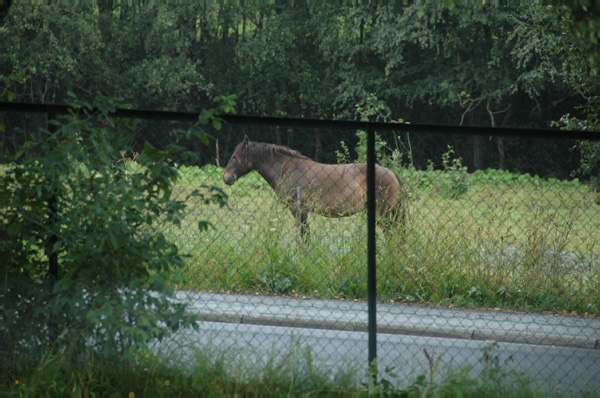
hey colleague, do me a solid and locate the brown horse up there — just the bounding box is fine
[223,136,404,240]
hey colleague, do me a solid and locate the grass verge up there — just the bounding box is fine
[4,335,595,397]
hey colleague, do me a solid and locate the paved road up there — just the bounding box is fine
[164,291,600,391]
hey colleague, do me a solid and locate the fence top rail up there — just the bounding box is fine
[2,101,599,141]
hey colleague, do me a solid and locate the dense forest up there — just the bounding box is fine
[1,2,599,177]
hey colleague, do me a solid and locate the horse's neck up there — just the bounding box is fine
[254,154,312,189]
[255,156,286,188]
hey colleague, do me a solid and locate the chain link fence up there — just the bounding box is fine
[2,104,599,393]
[164,121,600,393]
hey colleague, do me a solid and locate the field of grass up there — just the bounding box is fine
[168,164,600,316]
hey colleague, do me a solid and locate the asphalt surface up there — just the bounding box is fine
[164,291,600,391]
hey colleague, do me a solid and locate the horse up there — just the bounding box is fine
[223,135,404,241]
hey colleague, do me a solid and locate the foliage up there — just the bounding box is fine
[559,0,600,73]
[551,35,600,201]
[1,4,598,176]
[0,95,227,392]
[559,110,600,203]
[440,145,471,199]
[336,129,399,167]
[336,94,408,169]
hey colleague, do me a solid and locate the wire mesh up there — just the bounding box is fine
[161,122,600,392]
[2,107,599,393]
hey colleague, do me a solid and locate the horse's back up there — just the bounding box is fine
[284,160,401,217]
[295,162,364,216]
[355,163,402,212]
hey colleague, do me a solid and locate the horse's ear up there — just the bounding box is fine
[242,135,250,149]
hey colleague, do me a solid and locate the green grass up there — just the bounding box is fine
[6,337,595,397]
[169,164,600,316]
[1,339,357,397]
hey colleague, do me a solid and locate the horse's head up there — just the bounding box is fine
[223,135,254,185]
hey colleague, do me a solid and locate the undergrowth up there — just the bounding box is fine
[5,337,589,397]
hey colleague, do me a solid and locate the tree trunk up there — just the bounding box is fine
[497,106,512,170]
[472,136,483,171]
[314,128,321,162]
[496,138,506,170]
[97,0,113,44]
[470,112,483,171]
[274,126,282,145]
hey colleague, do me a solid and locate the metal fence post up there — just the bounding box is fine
[366,124,377,381]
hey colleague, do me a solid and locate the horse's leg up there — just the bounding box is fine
[299,210,309,242]
[292,186,309,244]
[289,207,309,244]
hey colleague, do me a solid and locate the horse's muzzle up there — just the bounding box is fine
[223,172,236,186]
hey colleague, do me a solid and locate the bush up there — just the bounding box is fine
[0,95,227,392]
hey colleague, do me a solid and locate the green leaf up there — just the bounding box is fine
[140,142,167,163]
[15,71,26,83]
[198,220,213,232]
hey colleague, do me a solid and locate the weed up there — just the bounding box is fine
[441,145,471,199]
[258,248,294,294]
[367,345,541,397]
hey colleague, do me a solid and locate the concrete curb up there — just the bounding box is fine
[178,291,600,350]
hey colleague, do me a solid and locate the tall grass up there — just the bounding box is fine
[6,334,583,397]
[2,338,357,397]
[170,164,599,315]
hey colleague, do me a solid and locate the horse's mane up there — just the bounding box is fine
[250,142,309,161]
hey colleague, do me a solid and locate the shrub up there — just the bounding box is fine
[0,95,227,392]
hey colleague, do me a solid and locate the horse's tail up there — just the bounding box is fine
[378,170,406,234]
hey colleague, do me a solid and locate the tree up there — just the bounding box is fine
[1,3,596,176]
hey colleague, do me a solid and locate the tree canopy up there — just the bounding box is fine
[1,2,598,176]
